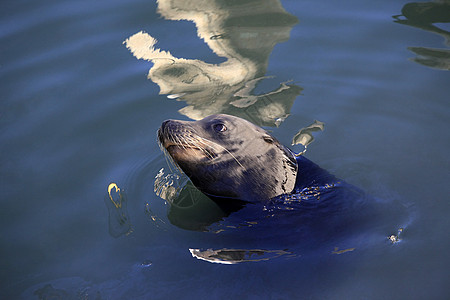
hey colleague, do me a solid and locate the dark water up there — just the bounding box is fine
[1,0,449,299]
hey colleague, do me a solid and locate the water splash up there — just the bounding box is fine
[154,168,190,205]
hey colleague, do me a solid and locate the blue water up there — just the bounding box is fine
[1,0,449,299]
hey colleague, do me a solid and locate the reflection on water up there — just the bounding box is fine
[331,247,356,255]
[104,183,133,238]
[124,0,301,127]
[190,248,293,264]
[393,0,450,70]
[291,120,325,155]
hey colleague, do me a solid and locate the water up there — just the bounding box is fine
[1,0,449,299]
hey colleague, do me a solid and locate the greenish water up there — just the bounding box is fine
[1,0,449,299]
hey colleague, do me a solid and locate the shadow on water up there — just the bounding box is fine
[393,0,450,70]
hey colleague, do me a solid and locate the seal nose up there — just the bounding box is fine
[160,119,171,131]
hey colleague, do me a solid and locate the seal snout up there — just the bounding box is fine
[158,119,191,148]
[158,119,216,161]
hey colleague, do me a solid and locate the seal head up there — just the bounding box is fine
[158,114,298,202]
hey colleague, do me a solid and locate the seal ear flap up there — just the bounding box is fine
[279,145,298,194]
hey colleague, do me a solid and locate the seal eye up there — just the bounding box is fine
[213,123,227,132]
[263,136,274,144]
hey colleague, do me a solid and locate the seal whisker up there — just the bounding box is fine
[175,134,186,150]
[185,136,216,160]
[197,137,244,168]
[157,130,182,173]
[162,146,180,173]
[195,141,216,160]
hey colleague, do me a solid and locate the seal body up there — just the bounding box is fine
[158,114,298,202]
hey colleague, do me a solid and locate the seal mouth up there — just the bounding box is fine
[165,144,217,160]
[157,128,218,162]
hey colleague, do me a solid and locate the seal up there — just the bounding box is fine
[157,114,298,202]
[157,115,409,253]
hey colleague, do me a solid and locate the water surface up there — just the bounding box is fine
[1,0,449,299]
